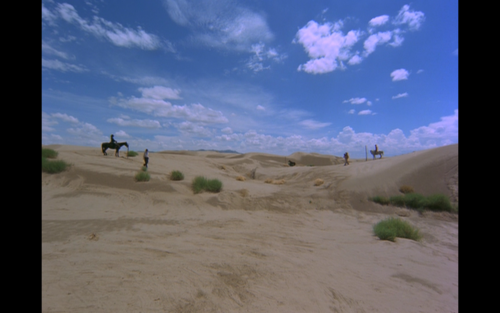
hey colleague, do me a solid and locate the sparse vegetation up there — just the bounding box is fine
[42,148,58,159]
[41,148,69,173]
[399,185,414,194]
[371,195,390,205]
[127,150,138,157]
[264,178,286,185]
[314,178,324,186]
[42,157,70,173]
[236,176,246,181]
[135,169,150,182]
[373,217,422,242]
[371,192,455,212]
[170,170,184,181]
[192,176,223,194]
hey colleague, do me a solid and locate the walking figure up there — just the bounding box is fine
[143,149,149,168]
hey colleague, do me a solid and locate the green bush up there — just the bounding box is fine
[372,192,454,213]
[141,166,148,172]
[192,176,222,194]
[371,195,390,205]
[373,217,422,242]
[170,170,184,181]
[135,171,150,182]
[42,157,69,173]
[424,194,453,212]
[127,151,138,157]
[42,148,58,159]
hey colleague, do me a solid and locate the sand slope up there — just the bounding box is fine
[42,144,458,312]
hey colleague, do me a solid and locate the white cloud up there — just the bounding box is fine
[175,121,213,137]
[107,117,162,128]
[343,97,367,105]
[42,58,88,73]
[363,31,392,56]
[393,5,425,31]
[221,127,233,134]
[138,86,182,100]
[52,113,79,123]
[390,68,409,81]
[299,119,332,130]
[392,92,408,99]
[256,105,266,111]
[52,3,162,50]
[113,94,228,124]
[114,130,131,138]
[42,41,72,59]
[368,15,390,27]
[358,110,372,115]
[347,109,355,114]
[347,54,363,65]
[163,0,274,52]
[294,20,362,74]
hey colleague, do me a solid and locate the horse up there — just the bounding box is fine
[369,149,384,159]
[101,141,129,157]
[288,160,296,166]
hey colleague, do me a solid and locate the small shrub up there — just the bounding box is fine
[399,185,414,194]
[42,148,58,159]
[424,194,453,212]
[141,166,148,172]
[42,157,69,173]
[401,193,426,209]
[170,170,184,181]
[314,178,324,186]
[373,217,422,242]
[127,151,138,157]
[264,178,273,184]
[272,179,286,185]
[371,195,390,205]
[192,176,222,194]
[135,171,150,182]
[236,176,246,181]
[389,195,406,207]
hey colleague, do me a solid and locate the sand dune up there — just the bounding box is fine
[42,144,458,312]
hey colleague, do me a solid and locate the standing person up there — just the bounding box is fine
[344,152,350,166]
[143,149,149,168]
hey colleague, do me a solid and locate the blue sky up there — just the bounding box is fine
[42,0,458,157]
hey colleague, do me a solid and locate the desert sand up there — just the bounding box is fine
[42,143,458,312]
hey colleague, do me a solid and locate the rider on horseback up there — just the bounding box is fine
[375,144,378,153]
[110,134,118,148]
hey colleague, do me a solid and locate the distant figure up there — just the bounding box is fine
[375,144,379,153]
[344,152,350,166]
[143,149,149,168]
[288,160,296,167]
[110,134,118,147]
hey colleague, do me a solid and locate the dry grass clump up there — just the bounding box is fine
[239,189,248,197]
[236,176,246,181]
[314,178,324,186]
[399,185,414,194]
[264,178,285,185]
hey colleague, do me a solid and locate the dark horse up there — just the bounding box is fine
[101,141,129,157]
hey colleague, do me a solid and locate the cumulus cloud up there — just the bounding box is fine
[393,5,425,31]
[343,97,368,105]
[358,110,373,115]
[295,5,424,73]
[294,20,362,74]
[392,92,408,99]
[390,68,409,81]
[51,112,80,123]
[368,15,390,27]
[175,121,213,137]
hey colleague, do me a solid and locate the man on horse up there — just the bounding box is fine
[110,134,118,148]
[375,144,378,153]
